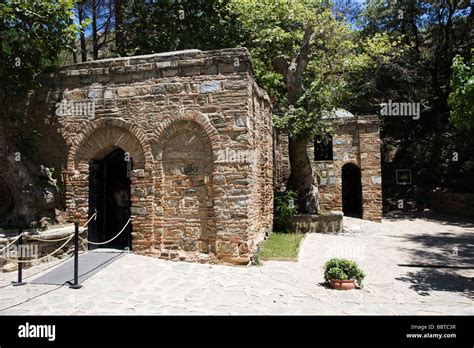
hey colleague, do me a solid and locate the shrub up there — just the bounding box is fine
[323,258,365,288]
[273,190,298,232]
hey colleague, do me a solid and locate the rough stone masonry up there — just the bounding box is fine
[26,48,273,265]
[275,114,382,222]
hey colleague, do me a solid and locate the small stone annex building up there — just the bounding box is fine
[31,48,273,265]
[275,111,382,221]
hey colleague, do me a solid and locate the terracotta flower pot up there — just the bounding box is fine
[330,279,356,290]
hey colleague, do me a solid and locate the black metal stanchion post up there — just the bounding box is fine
[69,221,82,289]
[12,225,26,286]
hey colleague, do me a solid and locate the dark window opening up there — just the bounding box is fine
[314,134,333,161]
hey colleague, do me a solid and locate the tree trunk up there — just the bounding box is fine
[72,41,77,63]
[287,138,319,214]
[115,0,123,54]
[92,1,98,60]
[273,27,319,214]
[70,15,77,63]
[77,3,87,62]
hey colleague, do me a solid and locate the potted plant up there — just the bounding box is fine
[323,258,365,290]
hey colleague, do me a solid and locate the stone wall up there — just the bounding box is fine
[275,116,382,221]
[291,212,343,234]
[23,48,273,265]
[431,192,474,218]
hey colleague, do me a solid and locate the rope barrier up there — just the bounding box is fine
[81,212,97,229]
[0,233,24,253]
[1,210,130,290]
[1,212,96,246]
[15,212,97,243]
[26,233,74,243]
[0,234,74,263]
[79,218,131,246]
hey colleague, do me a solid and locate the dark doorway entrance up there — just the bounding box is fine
[88,148,132,250]
[342,163,363,218]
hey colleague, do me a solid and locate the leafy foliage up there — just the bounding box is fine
[228,0,405,139]
[273,190,298,233]
[359,0,474,200]
[229,0,338,138]
[449,51,474,131]
[119,0,244,56]
[0,0,77,93]
[323,258,365,288]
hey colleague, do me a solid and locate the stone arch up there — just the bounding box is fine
[74,127,146,168]
[153,110,220,155]
[153,118,216,257]
[154,119,215,160]
[66,118,153,171]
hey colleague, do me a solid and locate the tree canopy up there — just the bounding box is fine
[1,0,473,217]
[119,0,244,56]
[0,0,77,92]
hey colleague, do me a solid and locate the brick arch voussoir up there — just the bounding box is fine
[153,111,220,154]
[66,118,153,172]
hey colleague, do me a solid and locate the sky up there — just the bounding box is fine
[352,0,367,8]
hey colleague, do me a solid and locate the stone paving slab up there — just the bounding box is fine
[0,213,472,315]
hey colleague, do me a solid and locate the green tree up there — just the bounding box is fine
[359,0,474,198]
[227,0,344,212]
[0,0,78,225]
[229,0,401,213]
[0,0,77,92]
[119,0,244,56]
[449,51,474,131]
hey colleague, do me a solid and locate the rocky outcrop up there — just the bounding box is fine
[0,104,59,228]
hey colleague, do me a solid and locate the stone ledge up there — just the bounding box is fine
[0,224,75,241]
[0,224,79,273]
[291,211,343,234]
[44,48,254,77]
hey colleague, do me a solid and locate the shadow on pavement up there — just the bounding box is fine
[383,211,474,228]
[393,221,474,300]
[396,269,474,300]
[397,231,474,267]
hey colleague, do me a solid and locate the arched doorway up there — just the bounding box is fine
[342,163,363,218]
[88,148,132,250]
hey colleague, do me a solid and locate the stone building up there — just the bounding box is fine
[26,48,273,264]
[275,111,382,221]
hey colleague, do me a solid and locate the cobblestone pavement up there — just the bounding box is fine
[0,212,473,315]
